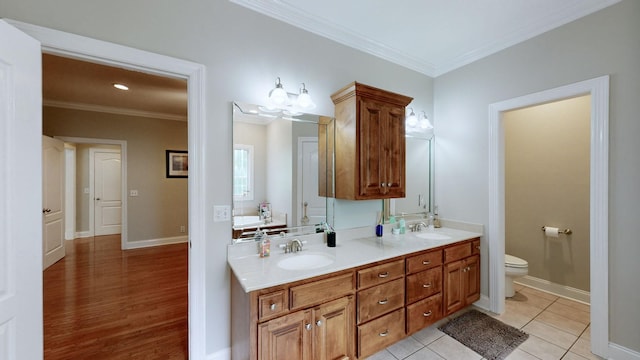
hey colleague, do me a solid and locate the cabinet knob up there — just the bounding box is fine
[270,303,276,311]
[316,320,322,327]
[378,299,388,305]
[305,323,312,331]
[387,183,392,187]
[381,183,386,187]
[378,271,389,278]
[379,330,389,337]
[423,310,433,317]
[422,283,431,288]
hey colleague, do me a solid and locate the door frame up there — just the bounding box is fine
[8,19,207,358]
[488,75,609,357]
[58,137,126,243]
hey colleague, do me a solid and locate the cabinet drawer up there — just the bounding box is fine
[406,250,442,274]
[357,308,405,359]
[406,293,443,335]
[472,239,481,255]
[290,273,354,310]
[406,266,442,304]
[444,242,472,263]
[357,259,404,289]
[258,290,288,321]
[357,277,404,324]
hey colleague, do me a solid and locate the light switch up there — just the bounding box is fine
[213,205,231,222]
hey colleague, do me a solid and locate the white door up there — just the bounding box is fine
[0,20,43,360]
[297,137,326,226]
[93,150,122,236]
[42,136,66,269]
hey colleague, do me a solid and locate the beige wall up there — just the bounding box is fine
[504,95,590,291]
[43,106,188,243]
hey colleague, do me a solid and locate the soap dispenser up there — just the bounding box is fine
[433,205,441,228]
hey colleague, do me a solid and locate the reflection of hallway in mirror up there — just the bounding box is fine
[43,235,188,359]
[297,136,326,226]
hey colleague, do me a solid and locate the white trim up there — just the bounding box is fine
[64,144,76,240]
[296,136,316,226]
[7,19,208,359]
[609,342,640,360]
[488,75,609,358]
[515,276,590,304]
[74,231,93,239]
[207,348,231,360]
[44,99,187,122]
[124,235,188,250]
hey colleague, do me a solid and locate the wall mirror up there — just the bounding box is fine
[384,132,434,221]
[232,101,333,242]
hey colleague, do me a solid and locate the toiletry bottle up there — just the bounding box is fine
[260,236,270,257]
[433,205,441,228]
[399,218,406,234]
[375,212,384,237]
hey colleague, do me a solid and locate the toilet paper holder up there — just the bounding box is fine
[541,226,572,235]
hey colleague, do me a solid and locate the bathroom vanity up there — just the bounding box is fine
[228,227,481,360]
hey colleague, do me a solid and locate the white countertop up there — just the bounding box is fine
[227,225,482,293]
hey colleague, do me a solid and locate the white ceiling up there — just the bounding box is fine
[231,0,621,76]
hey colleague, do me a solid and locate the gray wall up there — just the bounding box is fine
[504,96,591,292]
[434,1,640,351]
[2,1,433,356]
[43,106,189,244]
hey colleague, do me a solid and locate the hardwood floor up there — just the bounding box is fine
[43,235,188,359]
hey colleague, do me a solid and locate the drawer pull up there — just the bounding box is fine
[422,260,431,265]
[305,323,312,331]
[378,271,389,278]
[270,303,276,311]
[379,330,389,337]
[422,283,431,288]
[316,320,322,327]
[378,299,389,305]
[423,310,433,317]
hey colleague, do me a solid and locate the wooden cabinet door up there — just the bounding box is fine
[357,98,405,199]
[463,255,481,305]
[443,260,464,315]
[258,309,312,360]
[313,296,355,360]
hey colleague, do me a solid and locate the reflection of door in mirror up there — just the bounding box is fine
[388,136,433,218]
[232,102,332,240]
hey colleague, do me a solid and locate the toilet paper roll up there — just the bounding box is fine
[544,226,559,238]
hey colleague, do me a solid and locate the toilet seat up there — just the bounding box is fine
[505,254,528,268]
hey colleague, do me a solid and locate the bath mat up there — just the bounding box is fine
[438,309,529,360]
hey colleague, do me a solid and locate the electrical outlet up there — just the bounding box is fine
[180,225,186,233]
[129,189,139,197]
[213,205,231,222]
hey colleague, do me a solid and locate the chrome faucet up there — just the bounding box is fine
[411,222,428,232]
[284,238,303,253]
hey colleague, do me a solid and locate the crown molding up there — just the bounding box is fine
[44,99,187,122]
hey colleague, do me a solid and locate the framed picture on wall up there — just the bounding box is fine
[166,150,188,178]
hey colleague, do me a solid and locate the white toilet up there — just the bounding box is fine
[505,254,528,297]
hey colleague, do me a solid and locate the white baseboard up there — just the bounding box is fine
[207,347,230,360]
[515,275,590,304]
[124,235,188,249]
[74,231,93,238]
[609,342,640,360]
[473,294,491,312]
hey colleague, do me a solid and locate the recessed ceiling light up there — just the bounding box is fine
[113,83,129,91]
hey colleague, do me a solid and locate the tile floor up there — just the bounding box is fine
[367,284,601,360]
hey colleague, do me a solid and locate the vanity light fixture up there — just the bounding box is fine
[296,83,316,110]
[406,107,418,128]
[113,83,129,91]
[268,77,288,106]
[419,111,433,130]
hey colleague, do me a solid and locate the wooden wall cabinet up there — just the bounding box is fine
[330,82,413,200]
[443,239,481,316]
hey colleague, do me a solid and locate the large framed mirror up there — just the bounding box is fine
[384,131,434,221]
[232,101,333,242]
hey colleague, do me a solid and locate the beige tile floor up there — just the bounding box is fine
[367,284,602,360]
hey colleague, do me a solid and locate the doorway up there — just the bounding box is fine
[8,19,207,357]
[488,76,609,357]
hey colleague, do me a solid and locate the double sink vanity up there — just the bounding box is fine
[229,226,481,359]
[229,82,481,359]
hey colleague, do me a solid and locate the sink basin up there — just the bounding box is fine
[277,253,335,271]
[414,232,452,240]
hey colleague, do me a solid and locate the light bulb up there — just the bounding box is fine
[419,112,433,130]
[296,83,315,110]
[269,77,288,106]
[406,108,418,128]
